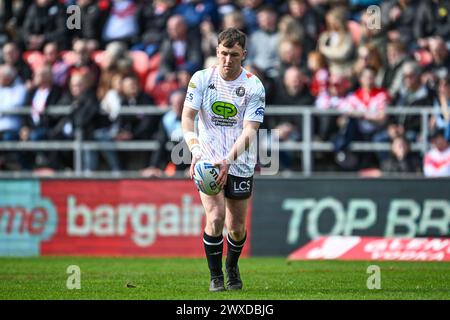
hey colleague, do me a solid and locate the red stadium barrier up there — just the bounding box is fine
[0,180,252,257]
[288,236,450,261]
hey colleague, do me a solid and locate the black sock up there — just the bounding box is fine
[203,232,224,279]
[226,233,246,269]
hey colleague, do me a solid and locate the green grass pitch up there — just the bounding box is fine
[1,257,449,300]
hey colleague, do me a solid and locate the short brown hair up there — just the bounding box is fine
[218,28,247,49]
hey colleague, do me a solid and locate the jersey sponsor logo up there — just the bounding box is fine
[186,92,194,102]
[236,86,245,97]
[211,101,238,126]
[255,107,264,116]
[188,82,197,89]
[208,83,216,90]
[212,101,237,119]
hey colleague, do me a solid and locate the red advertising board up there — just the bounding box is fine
[36,180,251,257]
[289,236,450,261]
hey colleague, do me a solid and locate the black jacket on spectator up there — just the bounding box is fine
[51,89,100,140]
[414,0,450,40]
[391,86,435,133]
[268,81,315,130]
[22,85,62,130]
[381,0,418,46]
[158,30,203,78]
[119,92,159,140]
[381,154,421,174]
[70,2,105,42]
[140,3,176,48]
[22,1,68,49]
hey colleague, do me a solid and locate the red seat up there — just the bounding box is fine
[129,50,150,87]
[61,50,78,65]
[23,51,45,72]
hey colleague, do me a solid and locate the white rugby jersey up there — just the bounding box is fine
[184,66,266,177]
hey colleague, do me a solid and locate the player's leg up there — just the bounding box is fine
[224,175,253,290]
[199,190,226,291]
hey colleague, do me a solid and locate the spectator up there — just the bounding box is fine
[97,41,133,100]
[423,129,450,177]
[69,38,101,88]
[317,7,355,78]
[0,0,32,44]
[277,38,305,79]
[50,72,99,170]
[117,74,157,141]
[431,74,450,141]
[390,61,434,136]
[199,19,218,67]
[238,0,265,35]
[115,74,158,170]
[315,73,351,142]
[0,41,33,88]
[141,89,188,177]
[334,67,390,168]
[43,41,70,88]
[307,50,328,97]
[271,66,314,107]
[158,15,203,82]
[173,0,218,29]
[246,5,280,79]
[22,0,68,51]
[381,135,421,175]
[135,0,176,56]
[382,40,409,97]
[101,0,140,47]
[422,36,450,89]
[71,0,105,51]
[0,64,27,141]
[88,73,124,173]
[0,64,27,170]
[352,44,385,88]
[287,0,322,54]
[372,61,434,161]
[270,66,314,169]
[20,65,61,169]
[380,0,418,46]
[414,0,450,44]
[358,7,387,52]
[222,10,247,33]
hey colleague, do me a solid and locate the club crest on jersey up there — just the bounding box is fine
[211,101,238,126]
[255,107,264,116]
[235,86,245,97]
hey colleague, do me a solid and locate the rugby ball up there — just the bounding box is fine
[193,160,221,196]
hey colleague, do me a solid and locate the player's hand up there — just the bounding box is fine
[189,148,202,179]
[214,159,230,189]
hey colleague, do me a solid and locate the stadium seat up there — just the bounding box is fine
[23,51,45,72]
[61,50,78,65]
[92,50,106,67]
[129,50,150,87]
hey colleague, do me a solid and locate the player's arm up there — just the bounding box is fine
[181,105,201,179]
[215,120,260,188]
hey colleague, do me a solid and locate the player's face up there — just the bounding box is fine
[216,43,246,80]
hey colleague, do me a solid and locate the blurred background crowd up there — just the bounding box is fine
[0,0,449,177]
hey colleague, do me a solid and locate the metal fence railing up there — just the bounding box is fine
[0,105,436,176]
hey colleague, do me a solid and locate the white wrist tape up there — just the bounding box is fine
[191,145,202,159]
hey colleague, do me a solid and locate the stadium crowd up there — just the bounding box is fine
[0,0,449,176]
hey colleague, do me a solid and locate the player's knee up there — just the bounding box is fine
[206,217,225,236]
[228,228,246,242]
